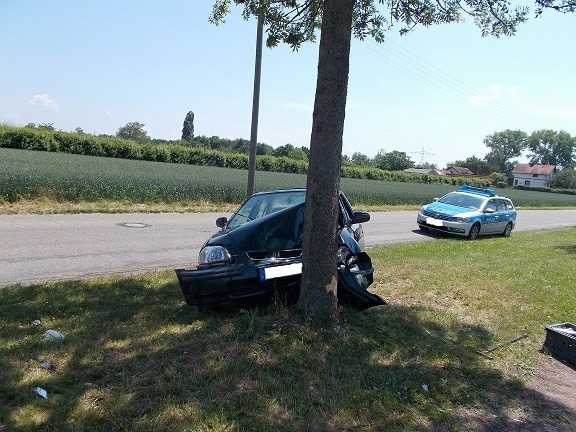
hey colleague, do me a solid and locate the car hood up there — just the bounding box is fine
[207,203,305,254]
[424,201,479,216]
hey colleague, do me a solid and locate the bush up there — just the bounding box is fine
[489,172,507,188]
[0,125,500,189]
[225,153,249,170]
[514,185,576,196]
[551,168,576,190]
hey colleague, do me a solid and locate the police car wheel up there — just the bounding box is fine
[503,223,513,237]
[467,223,481,240]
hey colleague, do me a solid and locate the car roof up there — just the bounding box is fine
[450,191,514,203]
[452,186,513,203]
[251,188,306,196]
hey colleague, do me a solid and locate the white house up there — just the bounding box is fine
[512,164,556,188]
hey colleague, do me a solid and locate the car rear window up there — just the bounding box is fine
[227,191,306,229]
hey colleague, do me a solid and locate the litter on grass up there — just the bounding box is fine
[42,330,65,343]
[32,320,42,327]
[39,360,54,371]
[33,386,48,399]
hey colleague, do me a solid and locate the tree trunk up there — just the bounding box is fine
[297,0,355,324]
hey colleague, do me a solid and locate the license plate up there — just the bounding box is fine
[426,217,444,227]
[261,263,302,280]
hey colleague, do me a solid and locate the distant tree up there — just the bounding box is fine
[451,156,492,175]
[182,111,195,142]
[37,123,55,131]
[484,130,528,173]
[551,168,576,189]
[416,162,438,170]
[528,130,575,167]
[272,143,295,157]
[24,122,55,131]
[116,122,149,143]
[74,127,85,134]
[193,135,274,155]
[373,150,414,171]
[273,144,308,160]
[351,152,371,166]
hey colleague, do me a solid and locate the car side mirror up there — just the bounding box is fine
[216,217,228,229]
[484,208,496,214]
[351,211,370,224]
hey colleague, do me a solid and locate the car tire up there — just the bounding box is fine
[502,222,513,237]
[467,223,481,240]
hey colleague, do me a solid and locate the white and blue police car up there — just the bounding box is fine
[417,185,517,240]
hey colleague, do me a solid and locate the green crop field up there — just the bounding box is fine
[2,148,576,207]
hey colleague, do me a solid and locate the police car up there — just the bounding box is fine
[417,185,517,240]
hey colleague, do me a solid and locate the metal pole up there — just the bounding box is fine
[247,14,264,197]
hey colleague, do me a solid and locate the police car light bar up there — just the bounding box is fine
[458,185,496,197]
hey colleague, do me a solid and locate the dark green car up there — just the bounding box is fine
[175,189,384,310]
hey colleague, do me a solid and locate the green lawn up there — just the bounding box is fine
[1,229,575,431]
[2,147,576,208]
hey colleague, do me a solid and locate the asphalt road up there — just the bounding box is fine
[1,209,575,287]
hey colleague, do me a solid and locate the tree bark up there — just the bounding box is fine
[297,0,355,324]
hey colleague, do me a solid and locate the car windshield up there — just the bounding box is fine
[227,191,306,229]
[438,192,484,210]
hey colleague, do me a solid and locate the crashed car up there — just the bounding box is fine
[175,189,385,309]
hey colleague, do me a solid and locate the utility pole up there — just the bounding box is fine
[246,14,264,197]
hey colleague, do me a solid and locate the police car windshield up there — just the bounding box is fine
[438,192,484,210]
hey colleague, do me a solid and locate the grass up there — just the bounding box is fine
[1,228,575,431]
[0,198,239,215]
[0,198,421,215]
[2,198,574,215]
[3,148,576,209]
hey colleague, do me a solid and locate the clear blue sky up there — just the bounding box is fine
[1,1,575,167]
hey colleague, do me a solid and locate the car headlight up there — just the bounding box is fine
[452,217,468,223]
[198,246,231,266]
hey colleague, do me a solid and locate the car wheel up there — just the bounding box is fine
[467,223,481,240]
[502,222,513,237]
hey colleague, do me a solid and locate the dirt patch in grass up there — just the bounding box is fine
[527,356,576,416]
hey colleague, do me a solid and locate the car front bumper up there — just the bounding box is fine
[176,259,301,307]
[417,212,471,236]
[175,253,384,309]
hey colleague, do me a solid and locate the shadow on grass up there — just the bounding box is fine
[413,228,508,242]
[1,276,575,431]
[557,244,576,255]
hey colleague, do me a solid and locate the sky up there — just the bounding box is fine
[1,1,575,168]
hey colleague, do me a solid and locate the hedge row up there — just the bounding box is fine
[513,185,576,196]
[0,126,489,187]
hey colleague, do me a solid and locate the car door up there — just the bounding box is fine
[482,199,500,234]
[500,199,516,228]
[339,193,365,248]
[493,199,509,232]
